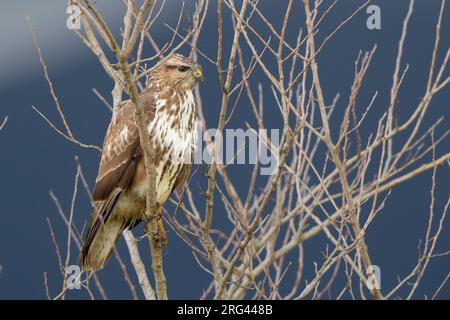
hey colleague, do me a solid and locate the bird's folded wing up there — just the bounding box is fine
[93,99,145,201]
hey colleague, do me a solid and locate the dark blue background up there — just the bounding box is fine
[0,1,448,299]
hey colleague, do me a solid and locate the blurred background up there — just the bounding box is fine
[0,0,448,299]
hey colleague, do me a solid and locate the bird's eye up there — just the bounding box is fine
[178,66,189,72]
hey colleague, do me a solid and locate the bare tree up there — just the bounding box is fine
[32,0,449,300]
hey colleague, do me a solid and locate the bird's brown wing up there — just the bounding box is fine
[172,164,192,192]
[93,93,156,200]
[92,101,142,201]
[82,95,154,260]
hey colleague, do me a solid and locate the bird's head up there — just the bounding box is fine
[153,54,204,91]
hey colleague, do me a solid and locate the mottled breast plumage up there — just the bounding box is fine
[140,84,198,204]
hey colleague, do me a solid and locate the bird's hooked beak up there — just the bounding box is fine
[193,65,204,83]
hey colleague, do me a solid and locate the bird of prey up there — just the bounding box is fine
[80,54,203,271]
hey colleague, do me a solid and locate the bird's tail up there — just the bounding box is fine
[79,191,123,271]
[80,217,123,271]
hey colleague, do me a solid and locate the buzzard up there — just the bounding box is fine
[80,54,203,271]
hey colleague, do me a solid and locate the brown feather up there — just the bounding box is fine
[80,54,200,271]
[92,97,153,201]
[80,188,122,268]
